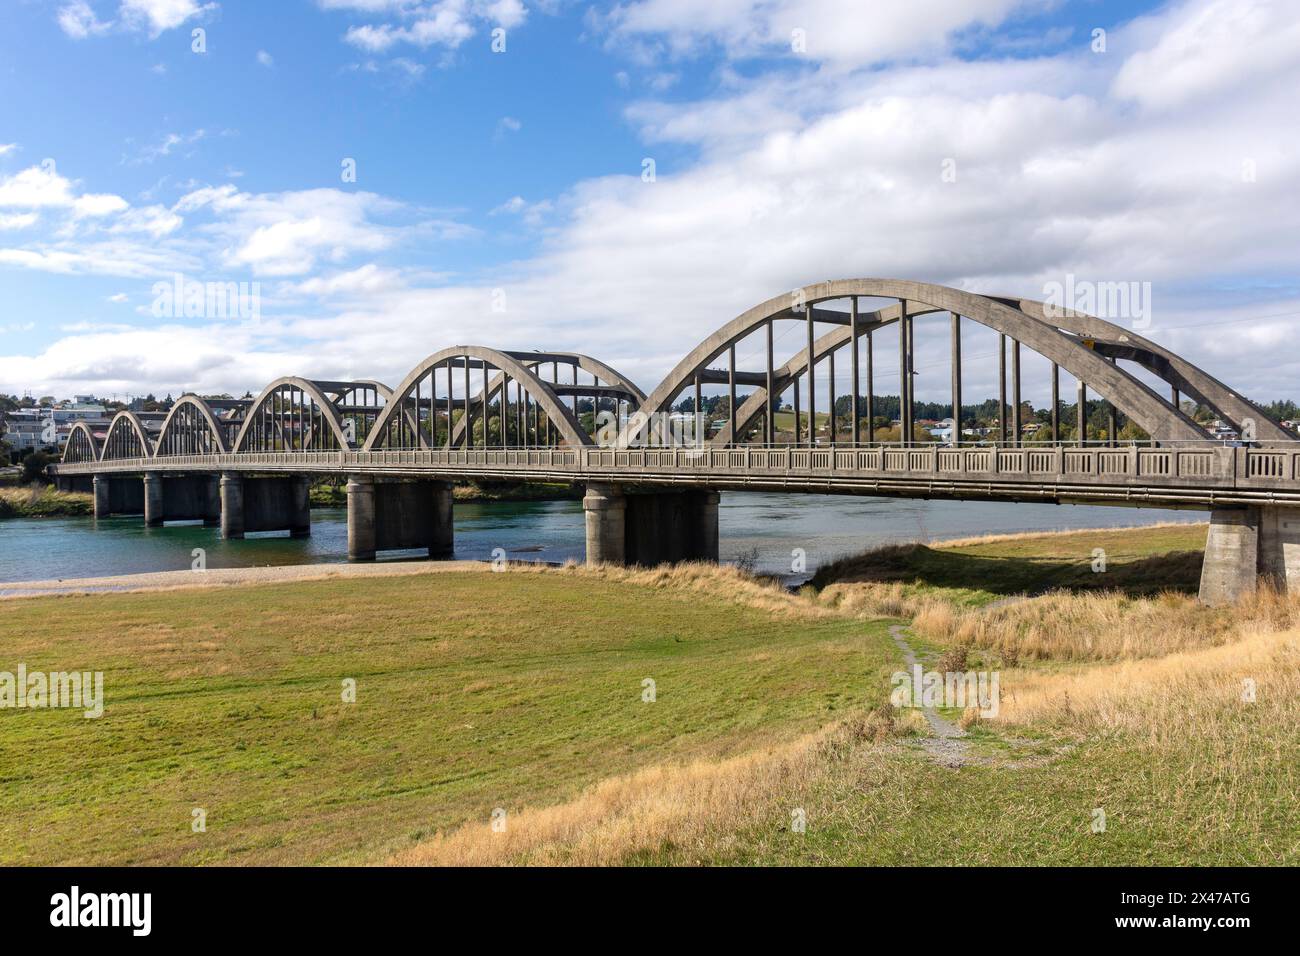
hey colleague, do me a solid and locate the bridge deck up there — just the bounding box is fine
[53,443,1300,509]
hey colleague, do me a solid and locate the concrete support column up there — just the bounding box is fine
[93,475,111,520]
[1199,508,1259,606]
[347,476,377,561]
[143,472,164,527]
[691,490,721,562]
[220,472,245,540]
[202,476,221,527]
[290,476,312,538]
[584,482,626,566]
[430,481,454,558]
[1258,506,1300,595]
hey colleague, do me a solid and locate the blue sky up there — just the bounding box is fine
[1,0,1297,405]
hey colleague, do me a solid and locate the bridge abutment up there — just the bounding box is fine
[93,475,144,519]
[219,473,310,540]
[347,477,454,561]
[56,476,93,494]
[1199,506,1300,605]
[584,483,720,567]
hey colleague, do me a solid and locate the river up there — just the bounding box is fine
[0,492,1204,586]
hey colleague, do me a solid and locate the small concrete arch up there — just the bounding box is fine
[61,421,102,463]
[448,351,647,447]
[363,345,593,451]
[155,395,232,456]
[101,410,157,460]
[232,377,354,453]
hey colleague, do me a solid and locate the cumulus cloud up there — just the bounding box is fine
[119,0,215,37]
[602,0,1045,66]
[337,0,527,53]
[8,0,1300,404]
[57,0,214,39]
[57,1,112,39]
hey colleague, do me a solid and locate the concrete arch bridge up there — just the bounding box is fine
[52,279,1300,604]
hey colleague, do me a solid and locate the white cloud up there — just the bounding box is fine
[74,193,130,217]
[287,264,406,297]
[57,1,112,39]
[8,0,1300,404]
[129,129,207,165]
[0,144,18,157]
[339,0,526,52]
[257,49,275,67]
[120,0,215,37]
[0,166,77,209]
[57,0,214,40]
[1112,0,1300,110]
[108,293,129,303]
[0,213,39,230]
[602,0,1044,66]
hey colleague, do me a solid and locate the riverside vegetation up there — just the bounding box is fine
[0,522,1293,866]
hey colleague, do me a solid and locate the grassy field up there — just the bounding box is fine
[0,565,890,865]
[2,521,1295,866]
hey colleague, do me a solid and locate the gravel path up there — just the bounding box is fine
[0,560,491,600]
[888,623,972,768]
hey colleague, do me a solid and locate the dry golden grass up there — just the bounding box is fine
[997,622,1300,733]
[389,710,895,867]
[568,560,839,622]
[0,484,92,518]
[909,586,1300,662]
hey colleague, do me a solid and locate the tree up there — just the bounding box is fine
[21,450,53,485]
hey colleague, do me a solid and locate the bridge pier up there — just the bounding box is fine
[92,475,145,519]
[584,483,719,567]
[1199,506,1300,605]
[219,473,311,540]
[220,472,244,539]
[347,476,454,561]
[144,474,220,527]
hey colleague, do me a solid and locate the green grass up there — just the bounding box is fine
[0,571,893,865]
[3,522,1290,867]
[642,721,1296,865]
[809,523,1207,604]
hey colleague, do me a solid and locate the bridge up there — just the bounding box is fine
[51,278,1300,605]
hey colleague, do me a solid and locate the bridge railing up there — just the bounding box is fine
[49,442,1300,500]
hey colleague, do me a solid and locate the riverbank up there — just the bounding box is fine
[3,521,1292,866]
[0,485,91,519]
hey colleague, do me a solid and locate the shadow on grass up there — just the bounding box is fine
[808,542,1204,598]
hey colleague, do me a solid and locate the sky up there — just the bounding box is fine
[0,0,1298,409]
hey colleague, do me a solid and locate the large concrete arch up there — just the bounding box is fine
[449,351,647,447]
[61,421,102,463]
[362,346,594,451]
[232,377,354,453]
[1001,298,1291,441]
[710,294,1258,446]
[626,279,1208,446]
[101,410,157,460]
[156,394,233,456]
